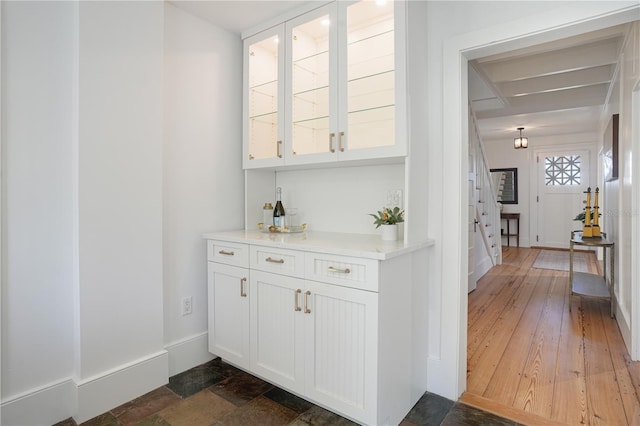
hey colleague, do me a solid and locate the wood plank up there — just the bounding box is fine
[582,298,628,425]
[481,268,550,405]
[466,265,543,396]
[599,301,640,424]
[550,275,588,425]
[512,272,566,418]
[468,249,538,325]
[467,271,524,361]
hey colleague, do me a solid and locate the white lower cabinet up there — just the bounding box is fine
[302,278,378,425]
[249,270,378,424]
[207,237,417,425]
[207,262,250,370]
[249,270,305,394]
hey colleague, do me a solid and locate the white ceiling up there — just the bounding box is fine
[169,1,631,145]
[169,1,321,35]
[470,24,629,142]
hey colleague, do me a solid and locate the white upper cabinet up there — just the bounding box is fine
[243,25,286,168]
[286,4,336,164]
[243,0,406,169]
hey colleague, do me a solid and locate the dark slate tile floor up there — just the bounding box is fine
[53,357,519,426]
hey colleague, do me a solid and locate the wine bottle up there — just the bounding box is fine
[273,187,285,228]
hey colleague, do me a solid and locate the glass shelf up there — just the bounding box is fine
[348,29,394,47]
[292,115,330,128]
[249,111,278,123]
[293,50,329,71]
[292,116,330,156]
[348,105,394,149]
[293,85,330,101]
[249,80,277,96]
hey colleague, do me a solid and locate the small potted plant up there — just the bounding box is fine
[369,206,404,241]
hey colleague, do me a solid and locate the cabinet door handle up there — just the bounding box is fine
[294,289,302,312]
[240,277,247,297]
[265,257,284,264]
[218,250,234,256]
[329,133,336,153]
[277,140,283,158]
[338,131,345,152]
[328,266,351,274]
[304,290,311,314]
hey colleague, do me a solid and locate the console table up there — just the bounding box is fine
[500,212,520,247]
[569,230,614,317]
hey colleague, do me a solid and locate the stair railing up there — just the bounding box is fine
[470,107,502,265]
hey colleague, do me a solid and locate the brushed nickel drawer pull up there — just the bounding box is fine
[328,266,351,274]
[277,140,283,158]
[218,250,235,256]
[329,133,336,153]
[294,289,302,312]
[304,290,311,314]
[240,277,247,297]
[265,257,284,264]
[338,131,345,152]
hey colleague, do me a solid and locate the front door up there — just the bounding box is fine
[535,149,591,248]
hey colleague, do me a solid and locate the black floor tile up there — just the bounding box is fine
[404,391,455,426]
[167,357,240,398]
[263,387,315,414]
[209,369,274,406]
[289,405,358,426]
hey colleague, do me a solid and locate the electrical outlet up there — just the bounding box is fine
[182,296,193,316]
[387,189,403,208]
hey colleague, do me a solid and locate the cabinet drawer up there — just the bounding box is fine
[305,253,379,292]
[250,245,305,278]
[207,240,249,267]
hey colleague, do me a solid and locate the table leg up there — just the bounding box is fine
[569,241,574,312]
[610,246,615,318]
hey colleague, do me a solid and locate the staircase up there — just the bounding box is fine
[470,108,502,268]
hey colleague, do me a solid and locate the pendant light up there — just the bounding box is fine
[514,127,528,149]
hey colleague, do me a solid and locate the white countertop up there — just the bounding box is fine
[202,229,434,260]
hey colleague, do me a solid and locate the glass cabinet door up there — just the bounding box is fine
[244,26,285,167]
[341,0,398,154]
[286,4,337,161]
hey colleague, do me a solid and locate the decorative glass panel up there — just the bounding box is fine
[346,0,395,150]
[545,155,581,186]
[248,36,280,160]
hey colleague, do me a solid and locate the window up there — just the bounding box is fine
[545,155,581,186]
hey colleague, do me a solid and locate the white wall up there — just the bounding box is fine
[273,164,405,235]
[76,0,165,379]
[602,22,640,353]
[484,132,598,248]
[1,0,76,405]
[2,2,175,424]
[75,1,167,421]
[163,3,244,374]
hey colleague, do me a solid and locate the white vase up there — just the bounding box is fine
[381,224,398,241]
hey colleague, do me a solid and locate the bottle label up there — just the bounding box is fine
[274,217,284,228]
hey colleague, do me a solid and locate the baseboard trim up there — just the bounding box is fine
[74,350,169,423]
[616,297,632,355]
[1,378,77,426]
[0,340,211,426]
[460,392,566,426]
[165,331,215,377]
[475,256,493,281]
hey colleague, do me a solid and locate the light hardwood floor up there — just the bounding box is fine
[463,246,640,426]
